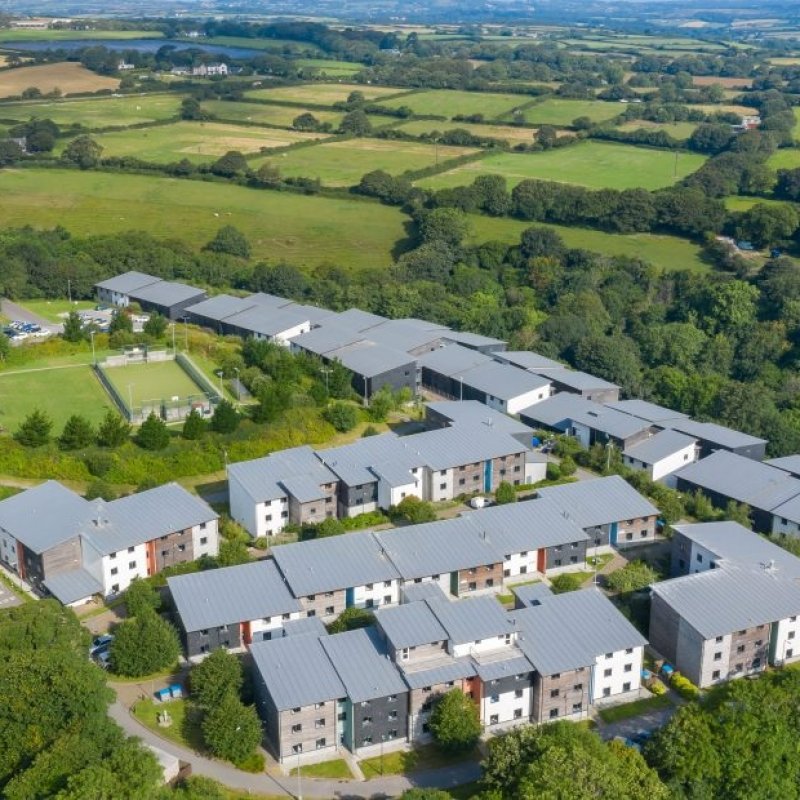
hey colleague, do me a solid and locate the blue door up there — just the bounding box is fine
[483,459,492,493]
[345,587,355,608]
[609,522,618,546]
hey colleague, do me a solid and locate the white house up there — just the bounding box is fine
[623,429,698,485]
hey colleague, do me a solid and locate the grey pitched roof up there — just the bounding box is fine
[289,321,364,356]
[280,616,329,639]
[766,493,800,526]
[570,405,653,441]
[673,521,800,580]
[250,635,345,710]
[333,308,388,331]
[95,271,162,295]
[400,656,476,689]
[408,424,526,471]
[767,455,800,477]
[418,344,494,378]
[321,627,407,702]
[651,566,800,639]
[428,596,516,645]
[443,331,506,349]
[227,446,338,504]
[184,294,253,322]
[224,304,314,337]
[279,476,328,504]
[606,399,688,424]
[330,340,416,378]
[402,581,449,604]
[82,484,217,555]
[511,582,554,607]
[459,362,551,401]
[271,531,400,596]
[168,560,300,631]
[128,280,206,307]
[473,653,533,681]
[43,568,103,605]
[317,432,415,488]
[667,418,766,451]
[540,368,619,393]
[426,401,534,439]
[366,318,449,354]
[0,481,89,553]
[675,451,800,512]
[513,589,646,675]
[536,475,659,529]
[494,350,564,371]
[375,601,448,650]
[518,393,597,431]
[623,429,697,464]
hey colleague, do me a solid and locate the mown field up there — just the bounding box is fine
[375,89,534,119]
[467,214,707,272]
[794,108,800,139]
[0,168,409,269]
[768,147,800,171]
[245,83,403,105]
[0,93,183,127]
[253,137,479,186]
[201,99,344,129]
[193,35,323,54]
[512,98,621,125]
[59,120,328,163]
[614,120,698,139]
[0,365,112,430]
[417,141,706,191]
[0,62,119,98]
[0,29,162,42]
[397,118,553,145]
[103,360,204,408]
[296,59,363,76]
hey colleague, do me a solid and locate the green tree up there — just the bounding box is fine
[62,135,103,169]
[15,408,53,447]
[316,516,345,538]
[181,97,208,120]
[190,648,243,711]
[62,310,85,342]
[399,791,452,800]
[58,414,94,450]
[495,481,516,504]
[182,408,207,440]
[605,561,659,593]
[204,225,251,258]
[217,538,252,567]
[201,690,262,764]
[85,479,117,501]
[143,312,168,338]
[339,109,372,135]
[210,399,240,433]
[326,606,375,634]
[96,409,130,447]
[736,203,800,248]
[210,150,248,177]
[293,112,320,131]
[109,608,180,677]
[109,309,133,335]
[324,401,358,432]
[124,578,160,618]
[136,412,170,450]
[0,139,23,166]
[420,207,470,248]
[368,387,395,422]
[428,689,481,754]
[392,495,437,524]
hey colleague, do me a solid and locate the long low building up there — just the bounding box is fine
[0,481,219,605]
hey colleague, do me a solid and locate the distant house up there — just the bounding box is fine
[622,429,698,484]
[192,63,228,77]
[117,61,135,71]
[170,66,190,77]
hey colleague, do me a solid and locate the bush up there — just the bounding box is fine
[545,462,561,480]
[391,495,437,524]
[191,648,243,710]
[650,681,667,696]
[323,401,358,432]
[495,481,517,504]
[15,409,53,447]
[202,690,262,764]
[136,413,170,451]
[326,606,375,634]
[671,673,701,701]
[429,689,481,754]
[550,572,586,594]
[85,479,117,501]
[125,578,161,617]
[605,561,660,593]
[559,455,577,476]
[110,608,180,677]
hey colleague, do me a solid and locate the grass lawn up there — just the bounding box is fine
[0,29,162,41]
[360,744,481,779]
[289,759,353,779]
[376,89,533,119]
[693,103,754,118]
[245,83,403,105]
[102,360,206,408]
[512,98,621,125]
[614,120,698,139]
[497,578,541,605]
[132,697,206,751]
[597,692,673,724]
[418,141,705,191]
[296,58,363,75]
[0,365,113,430]
[0,62,119,98]
[18,298,96,322]
[725,195,791,212]
[794,108,800,139]
[0,93,183,127]
[202,99,344,129]
[587,552,615,570]
[59,120,327,164]
[254,137,479,186]
[0,168,409,270]
[468,214,707,272]
[195,36,323,54]
[768,147,800,172]
[397,118,556,145]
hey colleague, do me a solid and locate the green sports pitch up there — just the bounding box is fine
[102,360,208,409]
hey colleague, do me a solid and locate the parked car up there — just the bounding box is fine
[95,649,111,669]
[90,634,114,657]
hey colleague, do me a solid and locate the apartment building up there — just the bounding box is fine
[0,481,218,605]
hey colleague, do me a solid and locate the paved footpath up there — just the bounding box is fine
[109,697,481,799]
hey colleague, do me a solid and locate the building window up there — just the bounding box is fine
[307,610,316,618]
[697,554,703,563]
[292,744,302,754]
[713,652,722,661]
[316,738,326,749]
[624,663,633,672]
[622,682,631,692]
[572,702,582,713]
[110,567,118,576]
[514,708,523,719]
[554,559,562,567]
[737,644,745,654]
[128,546,135,553]
[712,670,721,680]
[161,550,168,557]
[128,561,136,570]
[111,583,119,593]
[291,724,302,733]
[325,606,334,615]
[388,711,398,720]
[550,688,559,698]
[362,737,372,746]
[490,694,499,704]
[549,708,559,719]
[515,689,523,698]
[363,717,372,725]
[605,653,613,659]
[315,718,325,728]
[200,536,208,545]
[490,714,499,725]
[439,483,446,491]
[789,632,796,640]
[602,687,611,697]
[573,683,583,691]
[715,636,724,643]
[604,669,612,678]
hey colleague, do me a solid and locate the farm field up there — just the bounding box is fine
[253,138,479,186]
[794,108,800,138]
[725,196,792,212]
[0,29,161,42]
[18,298,96,323]
[511,98,621,125]
[201,99,344,129]
[0,62,119,98]
[397,118,551,144]
[467,214,707,273]
[614,120,698,139]
[58,121,327,163]
[768,148,800,171]
[296,59,363,75]
[376,89,534,119]
[194,35,323,54]
[103,360,204,408]
[0,365,112,430]
[0,93,183,127]
[245,83,404,105]
[417,141,706,191]
[692,75,752,88]
[694,103,753,117]
[0,168,409,269]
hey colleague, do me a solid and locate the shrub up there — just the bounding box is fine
[559,455,577,476]
[550,572,585,594]
[15,409,53,447]
[391,495,437,524]
[605,561,660,593]
[323,401,358,432]
[202,690,262,764]
[191,648,243,710]
[110,609,180,677]
[135,413,170,451]
[495,481,517,504]
[429,689,481,754]
[545,462,561,480]
[650,681,667,696]
[671,673,701,701]
[125,578,161,617]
